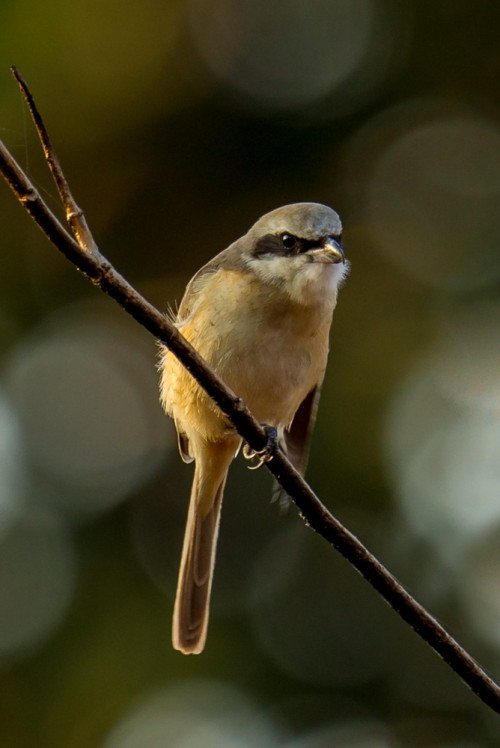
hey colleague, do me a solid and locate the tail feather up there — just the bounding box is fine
[172,467,227,655]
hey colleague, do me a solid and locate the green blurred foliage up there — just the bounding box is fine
[1,0,500,746]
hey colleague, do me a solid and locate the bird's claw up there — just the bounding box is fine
[243,426,278,470]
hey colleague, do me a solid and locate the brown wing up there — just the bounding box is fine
[172,245,239,463]
[177,242,242,323]
[273,385,322,512]
[176,263,218,322]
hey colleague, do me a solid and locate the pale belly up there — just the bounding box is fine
[218,322,326,427]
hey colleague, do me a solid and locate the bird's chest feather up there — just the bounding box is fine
[186,270,335,426]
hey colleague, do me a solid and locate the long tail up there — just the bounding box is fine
[172,446,232,655]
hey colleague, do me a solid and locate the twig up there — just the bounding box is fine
[10,66,99,255]
[1,69,500,714]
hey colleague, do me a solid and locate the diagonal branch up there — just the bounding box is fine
[1,69,500,714]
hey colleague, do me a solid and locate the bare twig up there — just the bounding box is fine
[1,70,500,714]
[10,66,99,255]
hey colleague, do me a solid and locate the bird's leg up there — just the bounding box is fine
[243,425,279,470]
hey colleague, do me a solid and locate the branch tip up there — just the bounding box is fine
[8,67,101,257]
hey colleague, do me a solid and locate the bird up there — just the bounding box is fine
[159,202,348,654]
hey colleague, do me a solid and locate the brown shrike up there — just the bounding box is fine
[159,203,348,654]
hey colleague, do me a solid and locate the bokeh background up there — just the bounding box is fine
[1,0,500,745]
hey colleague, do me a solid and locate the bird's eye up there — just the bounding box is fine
[281,233,298,251]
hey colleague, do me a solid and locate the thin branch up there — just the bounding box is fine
[10,65,99,255]
[1,71,500,715]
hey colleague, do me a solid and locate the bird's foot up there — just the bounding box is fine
[243,426,278,470]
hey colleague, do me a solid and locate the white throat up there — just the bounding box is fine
[247,254,348,306]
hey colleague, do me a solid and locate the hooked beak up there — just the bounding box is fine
[310,239,345,264]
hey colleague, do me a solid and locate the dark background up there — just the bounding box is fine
[1,1,500,745]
